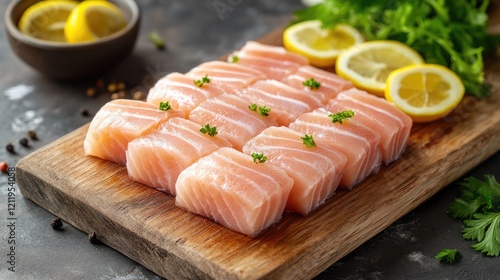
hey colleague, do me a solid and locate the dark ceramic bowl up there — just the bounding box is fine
[4,0,140,80]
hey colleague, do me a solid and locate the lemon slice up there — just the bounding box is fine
[64,1,127,43]
[336,40,424,96]
[283,20,364,68]
[385,64,465,123]
[18,0,79,42]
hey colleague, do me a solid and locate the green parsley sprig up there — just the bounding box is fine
[200,124,218,137]
[230,55,239,63]
[303,78,321,90]
[292,0,500,98]
[301,134,316,148]
[249,103,271,116]
[159,101,171,111]
[329,110,355,124]
[194,75,211,87]
[251,152,267,164]
[448,175,500,257]
[435,249,462,264]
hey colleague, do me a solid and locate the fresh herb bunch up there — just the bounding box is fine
[448,175,500,257]
[292,0,500,98]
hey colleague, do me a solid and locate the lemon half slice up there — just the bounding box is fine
[64,1,127,43]
[283,20,364,68]
[385,64,465,123]
[18,0,79,42]
[336,40,424,96]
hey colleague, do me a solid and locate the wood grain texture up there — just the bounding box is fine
[16,28,500,280]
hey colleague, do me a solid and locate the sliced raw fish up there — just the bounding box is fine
[243,126,347,215]
[235,80,323,126]
[189,94,278,151]
[146,72,225,118]
[289,108,382,189]
[84,99,183,165]
[326,89,412,164]
[228,41,309,80]
[126,117,232,195]
[186,61,266,93]
[282,65,353,104]
[175,147,293,237]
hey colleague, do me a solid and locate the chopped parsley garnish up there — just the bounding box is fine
[231,55,239,63]
[200,124,218,137]
[194,75,211,87]
[159,101,171,111]
[251,152,267,164]
[329,110,355,124]
[148,31,166,50]
[301,134,316,148]
[435,249,462,264]
[303,78,321,90]
[249,103,271,117]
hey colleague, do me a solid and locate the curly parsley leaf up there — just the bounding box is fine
[435,249,462,264]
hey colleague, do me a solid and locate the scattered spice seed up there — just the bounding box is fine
[50,218,63,230]
[27,130,38,140]
[132,91,144,100]
[19,138,29,147]
[0,162,8,173]
[117,82,126,91]
[86,87,97,97]
[80,108,90,117]
[96,79,105,89]
[5,143,14,154]
[117,91,127,98]
[88,232,99,244]
[107,82,118,93]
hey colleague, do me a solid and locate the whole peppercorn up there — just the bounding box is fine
[27,130,38,140]
[107,82,118,93]
[117,82,126,91]
[86,87,97,97]
[6,143,15,153]
[88,232,99,244]
[50,218,63,230]
[80,108,90,117]
[19,137,29,147]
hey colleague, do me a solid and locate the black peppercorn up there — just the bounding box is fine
[6,143,14,153]
[80,108,90,117]
[19,138,29,147]
[50,218,63,230]
[88,232,99,244]
[27,130,38,140]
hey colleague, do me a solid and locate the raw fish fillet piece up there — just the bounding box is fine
[189,94,278,151]
[126,118,232,195]
[186,61,266,93]
[84,99,183,165]
[146,72,225,118]
[289,108,382,189]
[282,65,354,104]
[175,147,293,237]
[228,41,309,80]
[243,126,347,215]
[326,89,412,164]
[235,79,323,126]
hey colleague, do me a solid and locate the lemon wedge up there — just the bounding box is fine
[336,40,424,96]
[64,1,127,43]
[283,20,364,68]
[385,64,465,123]
[18,0,79,42]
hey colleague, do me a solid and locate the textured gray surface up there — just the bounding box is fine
[0,1,499,279]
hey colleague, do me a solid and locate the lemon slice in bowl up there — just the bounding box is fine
[18,0,79,42]
[385,64,465,123]
[64,1,127,43]
[283,20,364,68]
[336,40,424,96]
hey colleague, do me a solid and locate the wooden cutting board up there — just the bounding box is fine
[16,28,500,279]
